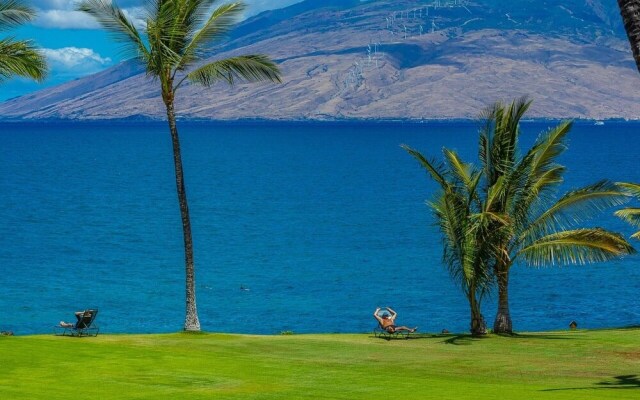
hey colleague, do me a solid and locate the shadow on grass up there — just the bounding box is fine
[542,375,640,392]
[440,331,579,345]
[369,333,443,341]
[497,332,576,340]
[371,333,493,345]
[598,375,640,389]
[441,334,488,345]
[370,330,586,344]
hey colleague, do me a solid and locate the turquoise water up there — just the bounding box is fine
[1,121,639,335]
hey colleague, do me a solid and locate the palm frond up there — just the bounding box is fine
[615,207,640,239]
[402,144,449,190]
[505,96,532,139]
[523,181,629,240]
[508,164,564,235]
[485,174,507,212]
[0,0,34,31]
[443,148,474,187]
[517,228,635,267]
[515,122,570,203]
[478,127,491,181]
[524,165,565,200]
[615,207,640,228]
[492,99,526,176]
[430,181,496,295]
[430,195,465,285]
[505,122,571,236]
[466,170,483,210]
[150,0,192,65]
[0,37,46,82]
[76,0,149,62]
[433,192,480,291]
[180,2,246,69]
[479,97,531,194]
[529,120,572,179]
[472,209,511,228]
[617,182,640,197]
[185,54,281,89]
[146,14,185,76]
[185,0,218,29]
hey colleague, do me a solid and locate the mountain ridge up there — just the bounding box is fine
[2,0,640,121]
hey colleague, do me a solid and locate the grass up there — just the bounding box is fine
[1,328,639,399]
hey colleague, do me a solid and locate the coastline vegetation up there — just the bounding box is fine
[403,98,635,336]
[2,328,639,399]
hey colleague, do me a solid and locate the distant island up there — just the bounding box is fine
[1,0,640,121]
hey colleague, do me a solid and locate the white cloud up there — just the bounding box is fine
[35,6,146,29]
[42,47,113,76]
[31,0,140,9]
[35,9,101,29]
[121,7,146,29]
[32,0,304,29]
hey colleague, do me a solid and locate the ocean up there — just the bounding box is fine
[1,120,639,335]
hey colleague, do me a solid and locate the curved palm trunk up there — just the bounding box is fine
[165,95,201,332]
[493,267,512,334]
[469,289,487,336]
[618,0,640,73]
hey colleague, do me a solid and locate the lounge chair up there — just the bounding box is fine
[373,319,412,340]
[54,309,99,337]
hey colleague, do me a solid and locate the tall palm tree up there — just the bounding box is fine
[480,98,635,333]
[618,0,640,73]
[0,0,47,83]
[402,145,496,336]
[78,0,282,331]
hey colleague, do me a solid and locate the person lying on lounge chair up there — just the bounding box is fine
[374,307,417,333]
[59,311,84,328]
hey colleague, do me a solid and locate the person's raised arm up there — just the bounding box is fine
[373,307,382,323]
[386,307,397,318]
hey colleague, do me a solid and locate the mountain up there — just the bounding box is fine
[1,0,640,121]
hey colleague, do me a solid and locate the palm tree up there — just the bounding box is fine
[405,98,635,335]
[78,0,282,331]
[480,98,635,333]
[618,0,640,73]
[402,145,495,336]
[0,0,47,83]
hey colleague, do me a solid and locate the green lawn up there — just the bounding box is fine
[1,329,639,399]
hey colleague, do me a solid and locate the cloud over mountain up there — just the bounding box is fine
[42,47,112,76]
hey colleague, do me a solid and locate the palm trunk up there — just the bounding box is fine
[469,290,487,336]
[493,267,512,334]
[165,97,201,332]
[618,0,640,73]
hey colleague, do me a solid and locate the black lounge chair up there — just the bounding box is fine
[373,319,411,340]
[54,309,99,337]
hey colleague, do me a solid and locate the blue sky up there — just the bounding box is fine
[2,0,303,100]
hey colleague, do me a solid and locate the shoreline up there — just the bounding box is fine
[3,325,639,337]
[0,117,638,127]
